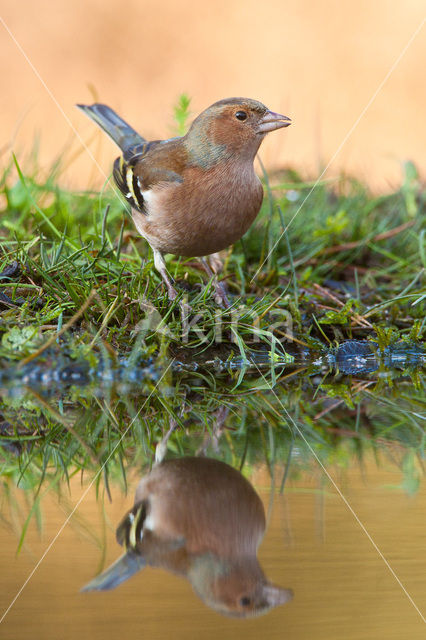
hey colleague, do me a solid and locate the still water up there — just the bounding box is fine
[1,453,425,638]
[0,348,425,638]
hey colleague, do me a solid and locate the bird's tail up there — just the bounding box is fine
[81,551,146,591]
[77,103,146,152]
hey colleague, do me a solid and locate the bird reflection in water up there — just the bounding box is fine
[82,456,293,617]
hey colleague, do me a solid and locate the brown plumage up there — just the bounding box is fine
[77,98,291,303]
[82,456,293,618]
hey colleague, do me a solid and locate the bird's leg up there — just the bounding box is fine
[209,252,224,275]
[152,248,192,317]
[209,254,230,308]
[155,418,177,464]
[201,255,230,308]
[197,406,230,455]
[153,248,178,301]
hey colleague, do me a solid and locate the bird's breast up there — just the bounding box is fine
[133,458,266,559]
[132,161,263,257]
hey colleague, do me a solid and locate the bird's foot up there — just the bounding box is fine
[201,256,230,308]
[209,252,224,275]
[165,281,178,301]
[213,281,230,309]
[161,278,192,317]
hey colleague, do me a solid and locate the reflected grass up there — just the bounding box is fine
[0,352,424,549]
[1,361,424,486]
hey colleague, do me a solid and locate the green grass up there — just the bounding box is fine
[0,153,424,361]
[0,99,425,542]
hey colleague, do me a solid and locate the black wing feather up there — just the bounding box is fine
[113,155,147,214]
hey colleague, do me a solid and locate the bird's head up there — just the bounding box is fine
[185,97,291,165]
[189,554,293,618]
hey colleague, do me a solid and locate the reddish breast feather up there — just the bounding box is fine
[134,160,264,257]
[134,458,266,558]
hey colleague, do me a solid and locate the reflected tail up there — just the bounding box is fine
[81,551,146,591]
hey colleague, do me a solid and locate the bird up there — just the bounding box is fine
[82,456,293,618]
[77,98,291,305]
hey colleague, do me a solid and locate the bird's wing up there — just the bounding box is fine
[116,500,149,549]
[113,139,187,214]
[116,499,186,551]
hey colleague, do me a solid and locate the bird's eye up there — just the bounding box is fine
[235,110,247,121]
[240,596,251,607]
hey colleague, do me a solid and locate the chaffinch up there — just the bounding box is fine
[82,456,293,618]
[77,98,291,304]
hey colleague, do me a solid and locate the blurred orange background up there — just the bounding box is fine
[1,0,425,191]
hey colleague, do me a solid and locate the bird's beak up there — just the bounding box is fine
[263,583,294,606]
[257,111,292,134]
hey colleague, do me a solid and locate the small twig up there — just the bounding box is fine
[322,220,416,255]
[312,283,373,328]
[276,365,310,383]
[314,381,374,420]
[89,297,121,348]
[273,329,309,347]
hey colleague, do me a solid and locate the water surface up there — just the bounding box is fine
[0,347,425,638]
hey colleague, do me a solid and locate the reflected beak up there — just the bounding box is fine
[257,110,292,134]
[263,584,294,606]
